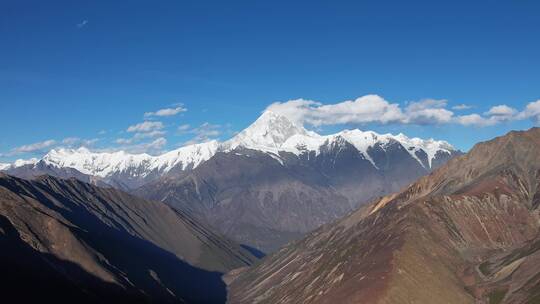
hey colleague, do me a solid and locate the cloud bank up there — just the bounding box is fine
[266,95,540,127]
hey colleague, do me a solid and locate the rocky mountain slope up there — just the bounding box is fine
[226,127,540,304]
[0,173,256,303]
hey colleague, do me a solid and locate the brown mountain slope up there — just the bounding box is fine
[0,173,257,303]
[226,127,540,304]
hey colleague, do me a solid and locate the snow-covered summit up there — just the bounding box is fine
[224,111,317,152]
[224,111,456,168]
[330,129,454,168]
[393,133,454,168]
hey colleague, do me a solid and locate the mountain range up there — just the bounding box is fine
[226,127,540,304]
[1,111,460,252]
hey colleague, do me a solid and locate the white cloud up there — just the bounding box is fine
[10,139,56,155]
[266,95,452,126]
[115,137,167,154]
[266,95,540,128]
[134,130,166,139]
[127,121,164,133]
[3,137,98,158]
[62,137,80,145]
[182,122,222,145]
[77,20,88,28]
[115,138,132,145]
[518,100,540,123]
[452,104,472,110]
[266,95,405,126]
[147,137,167,149]
[115,130,165,145]
[144,106,187,117]
[485,105,518,117]
[177,124,191,132]
[62,137,99,147]
[265,99,319,125]
[455,114,497,127]
[403,99,453,125]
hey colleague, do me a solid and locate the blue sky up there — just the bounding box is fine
[1,0,540,161]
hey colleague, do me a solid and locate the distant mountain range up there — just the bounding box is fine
[1,111,461,252]
[226,127,540,304]
[0,173,256,303]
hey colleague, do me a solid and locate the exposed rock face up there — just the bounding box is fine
[0,173,256,303]
[226,127,540,304]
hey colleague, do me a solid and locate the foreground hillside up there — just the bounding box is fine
[227,127,540,304]
[0,173,256,303]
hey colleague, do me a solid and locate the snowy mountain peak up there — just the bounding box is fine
[225,110,311,152]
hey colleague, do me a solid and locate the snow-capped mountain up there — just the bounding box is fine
[42,141,219,178]
[224,111,318,152]
[2,110,458,191]
[225,110,455,169]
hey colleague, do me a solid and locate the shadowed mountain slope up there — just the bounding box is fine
[226,127,540,304]
[0,173,257,303]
